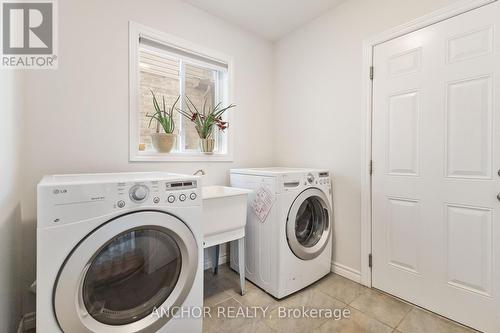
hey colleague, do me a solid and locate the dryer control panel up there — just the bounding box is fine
[37,175,201,227]
[114,180,199,210]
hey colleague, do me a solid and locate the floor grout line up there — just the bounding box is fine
[316,288,349,308]
[393,306,414,331]
[208,293,234,307]
[347,305,398,330]
[335,287,412,330]
[312,277,397,330]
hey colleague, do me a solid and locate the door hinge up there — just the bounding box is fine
[369,66,374,80]
[369,160,374,175]
[369,253,373,268]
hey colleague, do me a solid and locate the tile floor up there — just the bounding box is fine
[203,265,478,333]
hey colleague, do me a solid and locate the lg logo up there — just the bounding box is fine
[1,1,57,68]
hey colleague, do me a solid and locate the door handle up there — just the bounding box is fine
[498,193,500,202]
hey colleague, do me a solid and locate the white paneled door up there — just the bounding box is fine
[372,2,500,332]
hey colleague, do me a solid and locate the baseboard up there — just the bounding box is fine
[331,262,362,283]
[203,253,228,270]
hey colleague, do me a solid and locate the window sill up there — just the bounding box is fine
[130,151,234,162]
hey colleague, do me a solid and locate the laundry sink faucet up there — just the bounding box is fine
[193,169,205,176]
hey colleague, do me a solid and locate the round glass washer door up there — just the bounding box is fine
[286,188,331,260]
[54,211,198,333]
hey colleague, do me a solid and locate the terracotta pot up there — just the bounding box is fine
[151,133,176,153]
[199,138,215,154]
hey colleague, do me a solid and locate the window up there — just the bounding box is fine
[129,22,233,161]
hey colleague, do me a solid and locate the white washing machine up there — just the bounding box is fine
[37,172,203,333]
[230,168,333,299]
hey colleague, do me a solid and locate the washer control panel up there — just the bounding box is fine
[281,170,332,195]
[298,171,331,189]
[306,173,315,184]
[317,171,331,187]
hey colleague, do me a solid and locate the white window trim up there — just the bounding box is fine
[129,21,234,162]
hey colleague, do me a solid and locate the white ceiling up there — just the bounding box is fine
[183,0,345,40]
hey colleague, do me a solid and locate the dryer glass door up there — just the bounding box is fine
[54,211,199,333]
[287,188,331,260]
[82,228,181,325]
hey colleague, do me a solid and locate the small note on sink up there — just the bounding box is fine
[251,185,275,222]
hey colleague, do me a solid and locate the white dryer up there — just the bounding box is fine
[230,168,333,299]
[37,172,203,333]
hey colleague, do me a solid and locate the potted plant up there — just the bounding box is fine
[177,96,235,154]
[147,91,179,153]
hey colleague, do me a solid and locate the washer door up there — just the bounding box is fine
[54,211,198,333]
[286,188,331,260]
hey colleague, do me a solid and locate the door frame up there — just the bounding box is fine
[360,0,497,287]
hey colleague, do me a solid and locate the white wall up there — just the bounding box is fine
[0,71,23,331]
[273,0,461,276]
[20,0,274,312]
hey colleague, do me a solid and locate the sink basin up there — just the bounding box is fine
[202,185,253,199]
[202,186,252,248]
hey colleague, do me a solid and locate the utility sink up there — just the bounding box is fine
[202,185,252,248]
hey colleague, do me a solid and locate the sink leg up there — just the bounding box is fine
[213,244,220,275]
[238,237,246,295]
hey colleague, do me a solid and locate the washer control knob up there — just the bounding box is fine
[179,194,187,202]
[153,197,160,204]
[167,195,176,203]
[129,185,149,202]
[307,173,315,184]
[117,200,126,208]
[190,192,197,200]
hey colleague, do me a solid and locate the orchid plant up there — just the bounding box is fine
[146,91,179,134]
[177,96,235,139]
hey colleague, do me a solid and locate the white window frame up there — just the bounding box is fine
[129,21,234,162]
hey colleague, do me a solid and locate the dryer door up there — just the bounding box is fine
[54,211,198,333]
[286,188,331,260]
